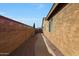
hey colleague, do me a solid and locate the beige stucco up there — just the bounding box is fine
[43,4,79,56]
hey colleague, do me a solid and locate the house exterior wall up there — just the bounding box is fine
[43,4,79,55]
[0,16,35,55]
[43,19,49,32]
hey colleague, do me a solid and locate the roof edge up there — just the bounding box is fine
[46,3,59,20]
[46,3,68,20]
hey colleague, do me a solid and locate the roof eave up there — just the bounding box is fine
[46,3,59,20]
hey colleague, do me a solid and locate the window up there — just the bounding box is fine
[49,20,51,32]
[49,19,53,32]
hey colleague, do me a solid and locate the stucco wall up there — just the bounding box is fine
[0,17,35,55]
[43,4,79,56]
[43,20,49,32]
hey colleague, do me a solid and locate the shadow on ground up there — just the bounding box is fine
[9,33,52,56]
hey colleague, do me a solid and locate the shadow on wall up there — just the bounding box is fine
[9,34,36,56]
[0,15,35,56]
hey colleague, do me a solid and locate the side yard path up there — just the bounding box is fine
[9,33,52,56]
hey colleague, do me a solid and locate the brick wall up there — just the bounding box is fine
[43,4,79,55]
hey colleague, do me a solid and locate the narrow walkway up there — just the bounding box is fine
[9,33,52,56]
[42,34,64,56]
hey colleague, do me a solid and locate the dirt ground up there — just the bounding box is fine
[9,33,52,56]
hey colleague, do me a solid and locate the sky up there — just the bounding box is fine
[0,3,53,28]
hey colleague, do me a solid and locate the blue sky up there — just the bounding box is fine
[0,3,53,28]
